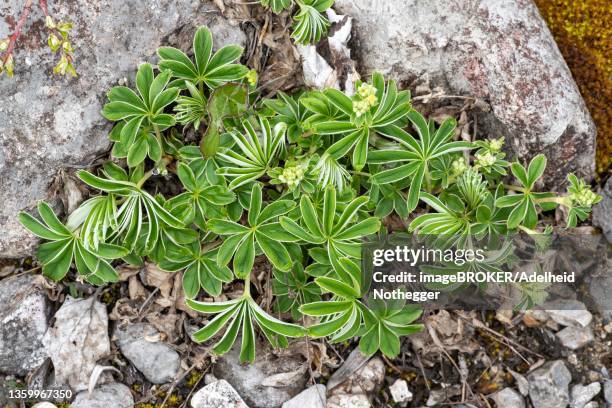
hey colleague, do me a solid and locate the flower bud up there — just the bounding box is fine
[0,38,8,52]
[489,137,504,152]
[5,55,14,77]
[45,16,55,29]
[246,69,258,86]
[57,22,73,33]
[48,34,61,52]
[53,54,68,75]
[62,41,74,53]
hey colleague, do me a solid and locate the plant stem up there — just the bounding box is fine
[136,156,172,188]
[243,275,251,297]
[503,184,527,193]
[424,166,432,192]
[2,0,33,65]
[533,196,569,206]
[349,170,371,177]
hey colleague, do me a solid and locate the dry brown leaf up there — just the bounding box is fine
[109,298,139,322]
[173,272,198,318]
[146,311,182,344]
[142,263,174,299]
[128,275,147,300]
[116,264,141,281]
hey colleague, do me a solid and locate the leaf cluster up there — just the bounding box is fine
[20,25,601,363]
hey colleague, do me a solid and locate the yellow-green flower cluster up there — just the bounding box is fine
[246,69,258,87]
[451,157,468,176]
[474,152,496,168]
[570,186,599,206]
[279,164,306,188]
[489,137,504,152]
[353,83,378,117]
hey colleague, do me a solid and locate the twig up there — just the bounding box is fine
[137,287,160,319]
[2,0,34,65]
[160,364,196,408]
[179,367,208,408]
[414,347,431,391]
[458,313,542,362]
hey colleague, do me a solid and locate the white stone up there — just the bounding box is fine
[71,383,134,408]
[282,384,326,408]
[527,360,572,408]
[191,379,248,408]
[389,379,413,404]
[571,383,601,408]
[557,326,594,350]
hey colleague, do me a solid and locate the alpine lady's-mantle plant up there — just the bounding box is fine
[19,26,601,362]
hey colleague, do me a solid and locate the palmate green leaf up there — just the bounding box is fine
[217,117,286,189]
[168,159,236,228]
[77,170,184,253]
[187,296,305,362]
[102,63,179,167]
[159,241,233,298]
[280,186,379,280]
[158,26,248,89]
[359,300,423,357]
[209,183,296,277]
[19,201,127,284]
[291,0,333,45]
[264,91,314,142]
[310,74,412,172]
[260,0,292,13]
[493,154,552,229]
[371,112,471,212]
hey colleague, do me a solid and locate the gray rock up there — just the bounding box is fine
[190,379,248,408]
[509,369,530,396]
[71,383,134,408]
[527,360,572,408]
[426,385,462,407]
[0,274,51,375]
[491,387,525,408]
[213,344,308,408]
[583,402,599,408]
[333,0,595,188]
[327,393,371,408]
[115,323,180,384]
[604,380,612,406]
[43,295,110,391]
[389,379,413,404]
[327,349,385,395]
[545,300,593,328]
[571,383,601,408]
[282,384,326,408]
[557,326,594,350]
[593,178,612,244]
[0,0,246,257]
[589,268,612,322]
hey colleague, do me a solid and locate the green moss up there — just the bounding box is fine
[535,0,612,175]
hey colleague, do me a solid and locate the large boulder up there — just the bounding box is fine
[0,0,246,257]
[333,0,596,189]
